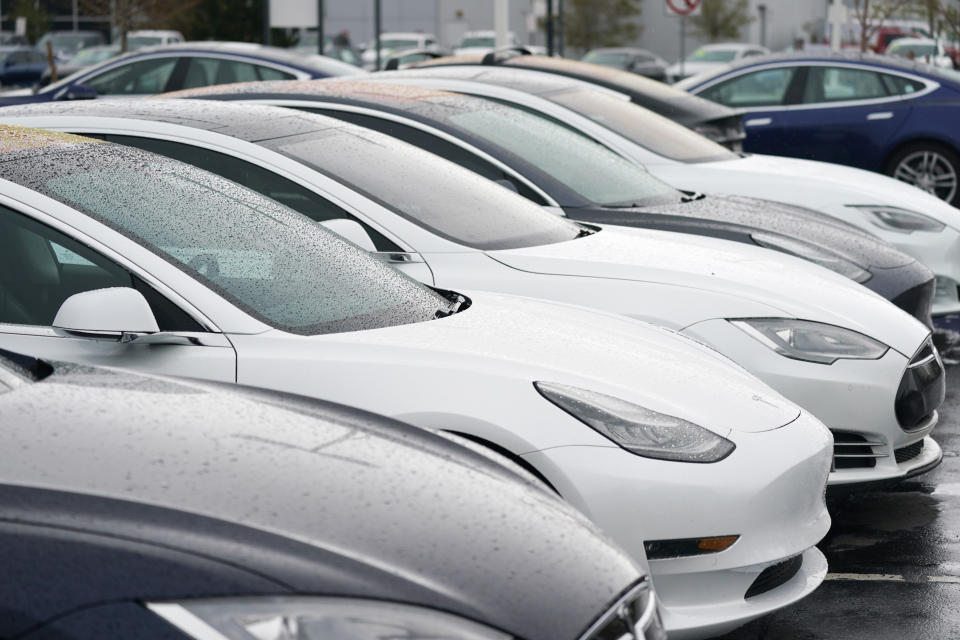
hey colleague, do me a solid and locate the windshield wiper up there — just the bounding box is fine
[679,191,706,203]
[435,293,467,318]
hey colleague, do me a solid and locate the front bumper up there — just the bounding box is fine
[683,320,944,486]
[522,410,832,640]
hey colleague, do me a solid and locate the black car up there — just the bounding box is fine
[408,49,745,149]
[582,47,669,81]
[0,46,50,88]
[153,80,936,327]
[0,349,660,640]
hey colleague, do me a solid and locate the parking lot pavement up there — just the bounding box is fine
[713,364,960,640]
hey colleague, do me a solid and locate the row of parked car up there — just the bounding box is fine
[0,40,957,640]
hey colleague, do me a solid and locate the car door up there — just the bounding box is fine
[695,65,804,155]
[770,65,915,170]
[0,203,237,380]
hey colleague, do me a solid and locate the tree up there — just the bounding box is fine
[851,0,914,51]
[79,0,200,51]
[562,0,644,53]
[169,0,265,44]
[10,0,49,44]
[688,0,755,42]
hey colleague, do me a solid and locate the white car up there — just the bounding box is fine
[380,66,960,316]
[5,97,944,491]
[0,124,833,639]
[126,29,185,50]
[453,30,517,56]
[887,37,955,69]
[666,43,769,83]
[360,32,439,69]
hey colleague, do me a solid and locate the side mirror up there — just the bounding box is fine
[60,83,98,101]
[53,287,159,339]
[319,218,377,252]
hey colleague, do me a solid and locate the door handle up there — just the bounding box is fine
[867,111,894,120]
[744,117,772,127]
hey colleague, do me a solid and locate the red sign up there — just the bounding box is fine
[666,0,702,16]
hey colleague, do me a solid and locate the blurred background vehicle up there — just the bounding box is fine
[292,30,362,66]
[582,46,668,81]
[0,46,50,88]
[0,31,29,46]
[360,31,439,70]
[454,29,517,55]
[887,37,955,68]
[0,348,661,640]
[37,44,120,87]
[35,30,105,60]
[125,29,184,49]
[0,41,361,103]
[665,42,769,83]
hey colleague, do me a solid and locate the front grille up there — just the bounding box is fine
[831,431,886,469]
[892,279,935,328]
[745,555,803,599]
[895,339,945,430]
[895,439,925,464]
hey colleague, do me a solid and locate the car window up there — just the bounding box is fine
[255,64,295,81]
[13,145,452,335]
[0,204,202,331]
[7,51,25,64]
[879,72,925,95]
[804,66,889,103]
[92,133,403,252]
[699,67,797,107]
[323,110,549,204]
[84,56,178,95]
[182,57,295,88]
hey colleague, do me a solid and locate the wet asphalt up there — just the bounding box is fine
[713,359,960,640]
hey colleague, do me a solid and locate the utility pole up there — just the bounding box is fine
[557,0,564,57]
[546,0,553,56]
[262,0,270,45]
[757,3,766,47]
[317,0,324,54]
[374,0,381,70]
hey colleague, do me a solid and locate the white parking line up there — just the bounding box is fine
[826,573,960,583]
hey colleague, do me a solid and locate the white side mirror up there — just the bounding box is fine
[319,218,378,252]
[53,287,159,338]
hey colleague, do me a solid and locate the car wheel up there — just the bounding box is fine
[887,142,960,206]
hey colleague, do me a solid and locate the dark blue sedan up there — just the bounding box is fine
[678,52,960,205]
[0,40,361,104]
[0,46,50,88]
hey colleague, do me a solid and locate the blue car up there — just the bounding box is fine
[0,40,361,104]
[0,46,50,88]
[678,52,960,205]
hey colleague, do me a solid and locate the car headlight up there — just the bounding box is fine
[148,597,511,640]
[752,232,871,283]
[534,382,734,463]
[848,205,946,233]
[730,318,889,364]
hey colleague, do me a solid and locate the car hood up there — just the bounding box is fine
[487,227,929,356]
[639,193,917,269]
[0,356,641,640]
[683,153,960,230]
[306,289,801,434]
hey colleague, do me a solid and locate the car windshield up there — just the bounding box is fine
[410,98,680,206]
[68,47,117,65]
[261,125,583,249]
[889,42,937,57]
[688,49,738,62]
[582,52,630,67]
[460,36,496,48]
[128,36,162,48]
[381,39,419,50]
[8,144,453,335]
[546,87,734,162]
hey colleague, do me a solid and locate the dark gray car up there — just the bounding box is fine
[150,81,936,327]
[0,349,659,640]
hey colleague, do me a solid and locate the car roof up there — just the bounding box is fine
[385,65,605,96]
[682,50,960,86]
[697,42,760,51]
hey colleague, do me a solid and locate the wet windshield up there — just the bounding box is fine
[688,49,738,62]
[262,124,583,249]
[416,98,680,206]
[7,144,452,335]
[460,37,496,48]
[546,87,735,162]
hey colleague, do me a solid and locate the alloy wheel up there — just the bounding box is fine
[893,149,958,203]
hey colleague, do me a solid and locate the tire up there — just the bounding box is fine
[886,141,960,206]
